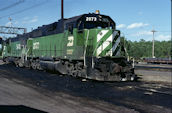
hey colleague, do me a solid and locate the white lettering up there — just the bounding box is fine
[67,36,74,47]
[86,17,97,22]
[16,44,21,50]
[33,42,40,50]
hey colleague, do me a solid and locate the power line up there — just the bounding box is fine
[0,0,25,12]
[0,0,48,20]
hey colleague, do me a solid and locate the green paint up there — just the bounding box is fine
[2,28,123,60]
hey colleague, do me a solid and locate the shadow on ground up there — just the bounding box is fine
[0,105,47,113]
[0,63,171,113]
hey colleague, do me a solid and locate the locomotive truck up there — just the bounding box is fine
[0,11,136,81]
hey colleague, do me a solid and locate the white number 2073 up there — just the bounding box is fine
[86,17,97,21]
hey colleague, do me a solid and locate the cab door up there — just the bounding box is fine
[27,38,33,57]
[65,24,75,59]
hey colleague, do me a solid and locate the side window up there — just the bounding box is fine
[78,21,84,30]
[68,24,73,35]
[48,23,57,31]
[0,37,2,44]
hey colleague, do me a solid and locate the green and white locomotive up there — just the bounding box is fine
[0,11,136,81]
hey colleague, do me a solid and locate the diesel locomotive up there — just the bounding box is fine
[0,11,136,81]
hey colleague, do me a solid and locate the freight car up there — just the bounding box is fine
[144,58,172,64]
[0,12,136,81]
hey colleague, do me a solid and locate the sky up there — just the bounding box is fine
[0,0,171,42]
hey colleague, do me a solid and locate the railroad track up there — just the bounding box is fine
[135,64,172,71]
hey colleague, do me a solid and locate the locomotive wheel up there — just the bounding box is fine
[65,61,74,76]
[74,62,86,77]
[25,61,31,69]
[15,59,24,68]
[4,58,9,64]
[36,63,42,70]
[64,61,85,77]
[35,60,42,70]
[31,61,37,70]
[14,60,19,67]
[71,70,78,77]
[18,62,24,68]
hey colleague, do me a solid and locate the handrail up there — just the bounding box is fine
[84,30,89,67]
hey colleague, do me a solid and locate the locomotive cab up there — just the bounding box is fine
[64,13,135,81]
[75,14,121,58]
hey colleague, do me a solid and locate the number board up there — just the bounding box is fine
[86,17,97,22]
[85,16,109,23]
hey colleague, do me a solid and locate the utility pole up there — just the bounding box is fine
[151,29,157,58]
[171,0,172,60]
[61,0,64,19]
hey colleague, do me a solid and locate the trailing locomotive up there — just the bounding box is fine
[0,12,136,81]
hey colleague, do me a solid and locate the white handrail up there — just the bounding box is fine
[84,30,89,67]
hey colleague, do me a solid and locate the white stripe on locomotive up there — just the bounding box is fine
[97,30,119,56]
[112,36,120,53]
[97,30,109,42]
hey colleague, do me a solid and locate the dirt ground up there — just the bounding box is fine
[0,60,171,113]
[135,70,172,83]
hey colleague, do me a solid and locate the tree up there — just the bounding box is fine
[124,38,171,59]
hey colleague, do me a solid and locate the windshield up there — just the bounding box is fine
[84,22,113,29]
[78,16,115,30]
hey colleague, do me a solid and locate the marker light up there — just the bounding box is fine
[95,10,100,14]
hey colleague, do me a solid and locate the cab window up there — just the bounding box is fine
[68,24,73,34]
